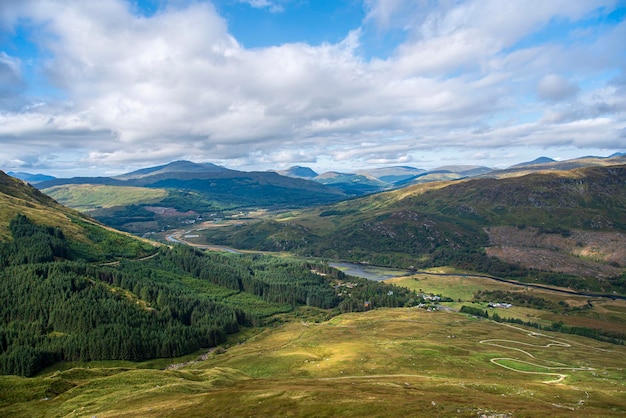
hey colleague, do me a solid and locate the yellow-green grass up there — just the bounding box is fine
[43,184,168,211]
[390,271,504,301]
[0,191,91,242]
[3,308,624,417]
[0,185,160,253]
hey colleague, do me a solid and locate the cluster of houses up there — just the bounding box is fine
[330,281,359,297]
[418,293,441,302]
[487,302,513,308]
[415,293,442,311]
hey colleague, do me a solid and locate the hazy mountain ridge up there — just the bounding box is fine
[12,153,626,235]
[114,160,233,180]
[510,156,556,167]
[275,166,318,179]
[37,161,346,202]
[7,171,56,183]
[34,162,349,232]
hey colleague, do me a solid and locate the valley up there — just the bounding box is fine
[1,157,626,416]
[3,1,626,415]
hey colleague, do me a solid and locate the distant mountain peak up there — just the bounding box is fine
[114,160,230,180]
[277,166,318,179]
[7,171,56,184]
[511,156,556,167]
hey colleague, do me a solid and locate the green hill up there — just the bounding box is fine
[202,164,626,294]
[2,306,625,417]
[42,184,168,211]
[0,171,152,257]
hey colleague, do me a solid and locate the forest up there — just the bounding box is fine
[0,214,418,377]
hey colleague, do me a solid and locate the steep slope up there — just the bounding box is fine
[1,169,419,377]
[0,170,156,259]
[0,170,89,241]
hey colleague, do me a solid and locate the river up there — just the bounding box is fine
[328,261,626,301]
[328,262,414,281]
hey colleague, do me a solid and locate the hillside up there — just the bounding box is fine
[42,184,169,211]
[0,170,418,377]
[491,154,626,177]
[2,304,625,417]
[6,172,56,183]
[0,170,152,258]
[201,164,626,294]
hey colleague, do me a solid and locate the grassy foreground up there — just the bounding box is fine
[1,306,624,417]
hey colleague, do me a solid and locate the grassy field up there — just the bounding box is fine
[1,306,624,417]
[390,271,626,336]
[43,184,168,211]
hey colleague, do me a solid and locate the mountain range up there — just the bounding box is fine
[12,153,626,189]
[5,153,626,236]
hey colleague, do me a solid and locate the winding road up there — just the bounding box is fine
[479,323,600,383]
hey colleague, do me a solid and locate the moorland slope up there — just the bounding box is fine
[202,164,626,294]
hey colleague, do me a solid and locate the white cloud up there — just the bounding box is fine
[238,0,285,13]
[0,0,624,175]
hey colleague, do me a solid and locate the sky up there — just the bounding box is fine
[0,0,625,177]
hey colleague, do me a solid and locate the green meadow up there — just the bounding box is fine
[43,185,168,211]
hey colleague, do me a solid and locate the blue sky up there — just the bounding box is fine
[0,0,625,176]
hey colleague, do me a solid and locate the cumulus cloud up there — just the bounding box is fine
[0,0,624,175]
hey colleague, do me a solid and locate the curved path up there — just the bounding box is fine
[479,323,598,383]
[486,357,592,384]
